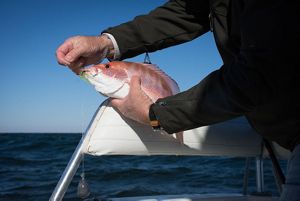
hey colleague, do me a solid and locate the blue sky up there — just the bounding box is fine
[0,0,222,133]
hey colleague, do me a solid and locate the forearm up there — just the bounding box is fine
[103,0,210,60]
[151,60,273,134]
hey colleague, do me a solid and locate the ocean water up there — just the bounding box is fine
[0,133,285,201]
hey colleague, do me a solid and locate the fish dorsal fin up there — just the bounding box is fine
[141,63,180,94]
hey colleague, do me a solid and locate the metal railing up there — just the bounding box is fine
[49,101,106,201]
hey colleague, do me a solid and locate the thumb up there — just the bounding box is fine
[129,76,142,92]
[65,48,83,63]
[69,57,86,75]
[110,98,122,108]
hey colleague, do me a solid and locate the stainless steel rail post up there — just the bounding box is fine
[49,101,107,201]
[49,136,85,201]
[256,155,264,193]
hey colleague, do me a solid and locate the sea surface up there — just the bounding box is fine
[0,133,286,201]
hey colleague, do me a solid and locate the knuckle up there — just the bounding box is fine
[72,35,81,40]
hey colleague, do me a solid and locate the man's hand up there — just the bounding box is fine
[56,35,114,74]
[111,76,153,125]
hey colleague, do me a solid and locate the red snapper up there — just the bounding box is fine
[80,61,180,102]
[80,61,183,143]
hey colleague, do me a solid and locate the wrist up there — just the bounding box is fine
[101,33,121,60]
[97,35,115,59]
[149,104,162,131]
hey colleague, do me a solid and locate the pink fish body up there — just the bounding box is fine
[80,61,183,143]
[80,61,180,102]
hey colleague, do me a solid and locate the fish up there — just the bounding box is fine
[80,61,183,143]
[80,61,180,102]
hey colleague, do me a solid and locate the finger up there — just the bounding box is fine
[69,57,86,75]
[56,40,73,66]
[65,47,84,63]
[129,76,148,100]
[129,76,142,92]
[129,75,152,102]
[56,51,70,66]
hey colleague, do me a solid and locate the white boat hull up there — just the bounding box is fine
[83,99,290,159]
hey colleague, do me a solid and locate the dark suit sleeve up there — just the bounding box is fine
[103,0,210,60]
[151,60,266,133]
[151,1,300,134]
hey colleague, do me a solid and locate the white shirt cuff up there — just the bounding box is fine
[102,33,121,60]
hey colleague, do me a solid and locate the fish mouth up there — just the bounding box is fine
[79,67,102,83]
[80,67,100,76]
[79,71,91,83]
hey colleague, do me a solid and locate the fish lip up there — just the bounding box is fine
[79,71,85,76]
[79,68,102,84]
[80,68,102,77]
[79,72,90,83]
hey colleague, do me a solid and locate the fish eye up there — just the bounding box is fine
[105,64,110,69]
